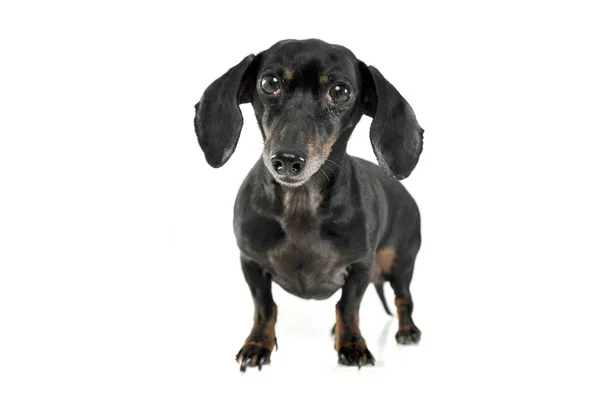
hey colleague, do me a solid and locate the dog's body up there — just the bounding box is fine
[194,39,424,370]
[234,156,420,301]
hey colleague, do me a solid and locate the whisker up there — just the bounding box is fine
[321,163,334,172]
[319,168,331,183]
[321,163,337,178]
[324,159,341,169]
[328,154,344,163]
[323,158,340,168]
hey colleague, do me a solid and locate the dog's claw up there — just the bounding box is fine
[236,342,274,372]
[338,353,348,365]
[240,357,252,372]
[337,343,375,368]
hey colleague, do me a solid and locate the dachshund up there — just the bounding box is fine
[194,38,424,371]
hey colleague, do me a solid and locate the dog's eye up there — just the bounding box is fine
[261,75,281,95]
[330,84,350,103]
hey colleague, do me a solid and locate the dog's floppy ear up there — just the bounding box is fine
[360,62,424,180]
[194,54,259,168]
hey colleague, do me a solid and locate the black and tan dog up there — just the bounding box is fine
[194,39,424,371]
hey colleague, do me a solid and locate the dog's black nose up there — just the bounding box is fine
[271,151,307,176]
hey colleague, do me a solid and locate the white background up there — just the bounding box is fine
[1,1,599,398]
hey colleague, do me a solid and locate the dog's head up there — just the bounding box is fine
[194,39,423,186]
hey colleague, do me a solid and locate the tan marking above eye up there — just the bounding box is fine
[284,70,293,80]
[319,74,329,84]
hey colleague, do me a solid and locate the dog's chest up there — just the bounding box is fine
[265,188,348,299]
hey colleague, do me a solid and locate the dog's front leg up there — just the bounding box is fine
[235,258,277,372]
[334,262,375,367]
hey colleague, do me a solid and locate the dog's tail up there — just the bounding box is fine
[374,283,393,316]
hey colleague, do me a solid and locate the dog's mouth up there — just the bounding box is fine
[272,174,309,187]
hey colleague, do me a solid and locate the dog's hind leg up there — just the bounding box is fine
[387,234,422,345]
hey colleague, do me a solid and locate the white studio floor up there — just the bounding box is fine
[2,241,596,399]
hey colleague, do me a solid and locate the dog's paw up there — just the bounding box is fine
[235,340,276,372]
[337,341,375,368]
[395,325,421,345]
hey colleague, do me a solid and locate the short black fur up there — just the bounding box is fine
[194,39,425,371]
